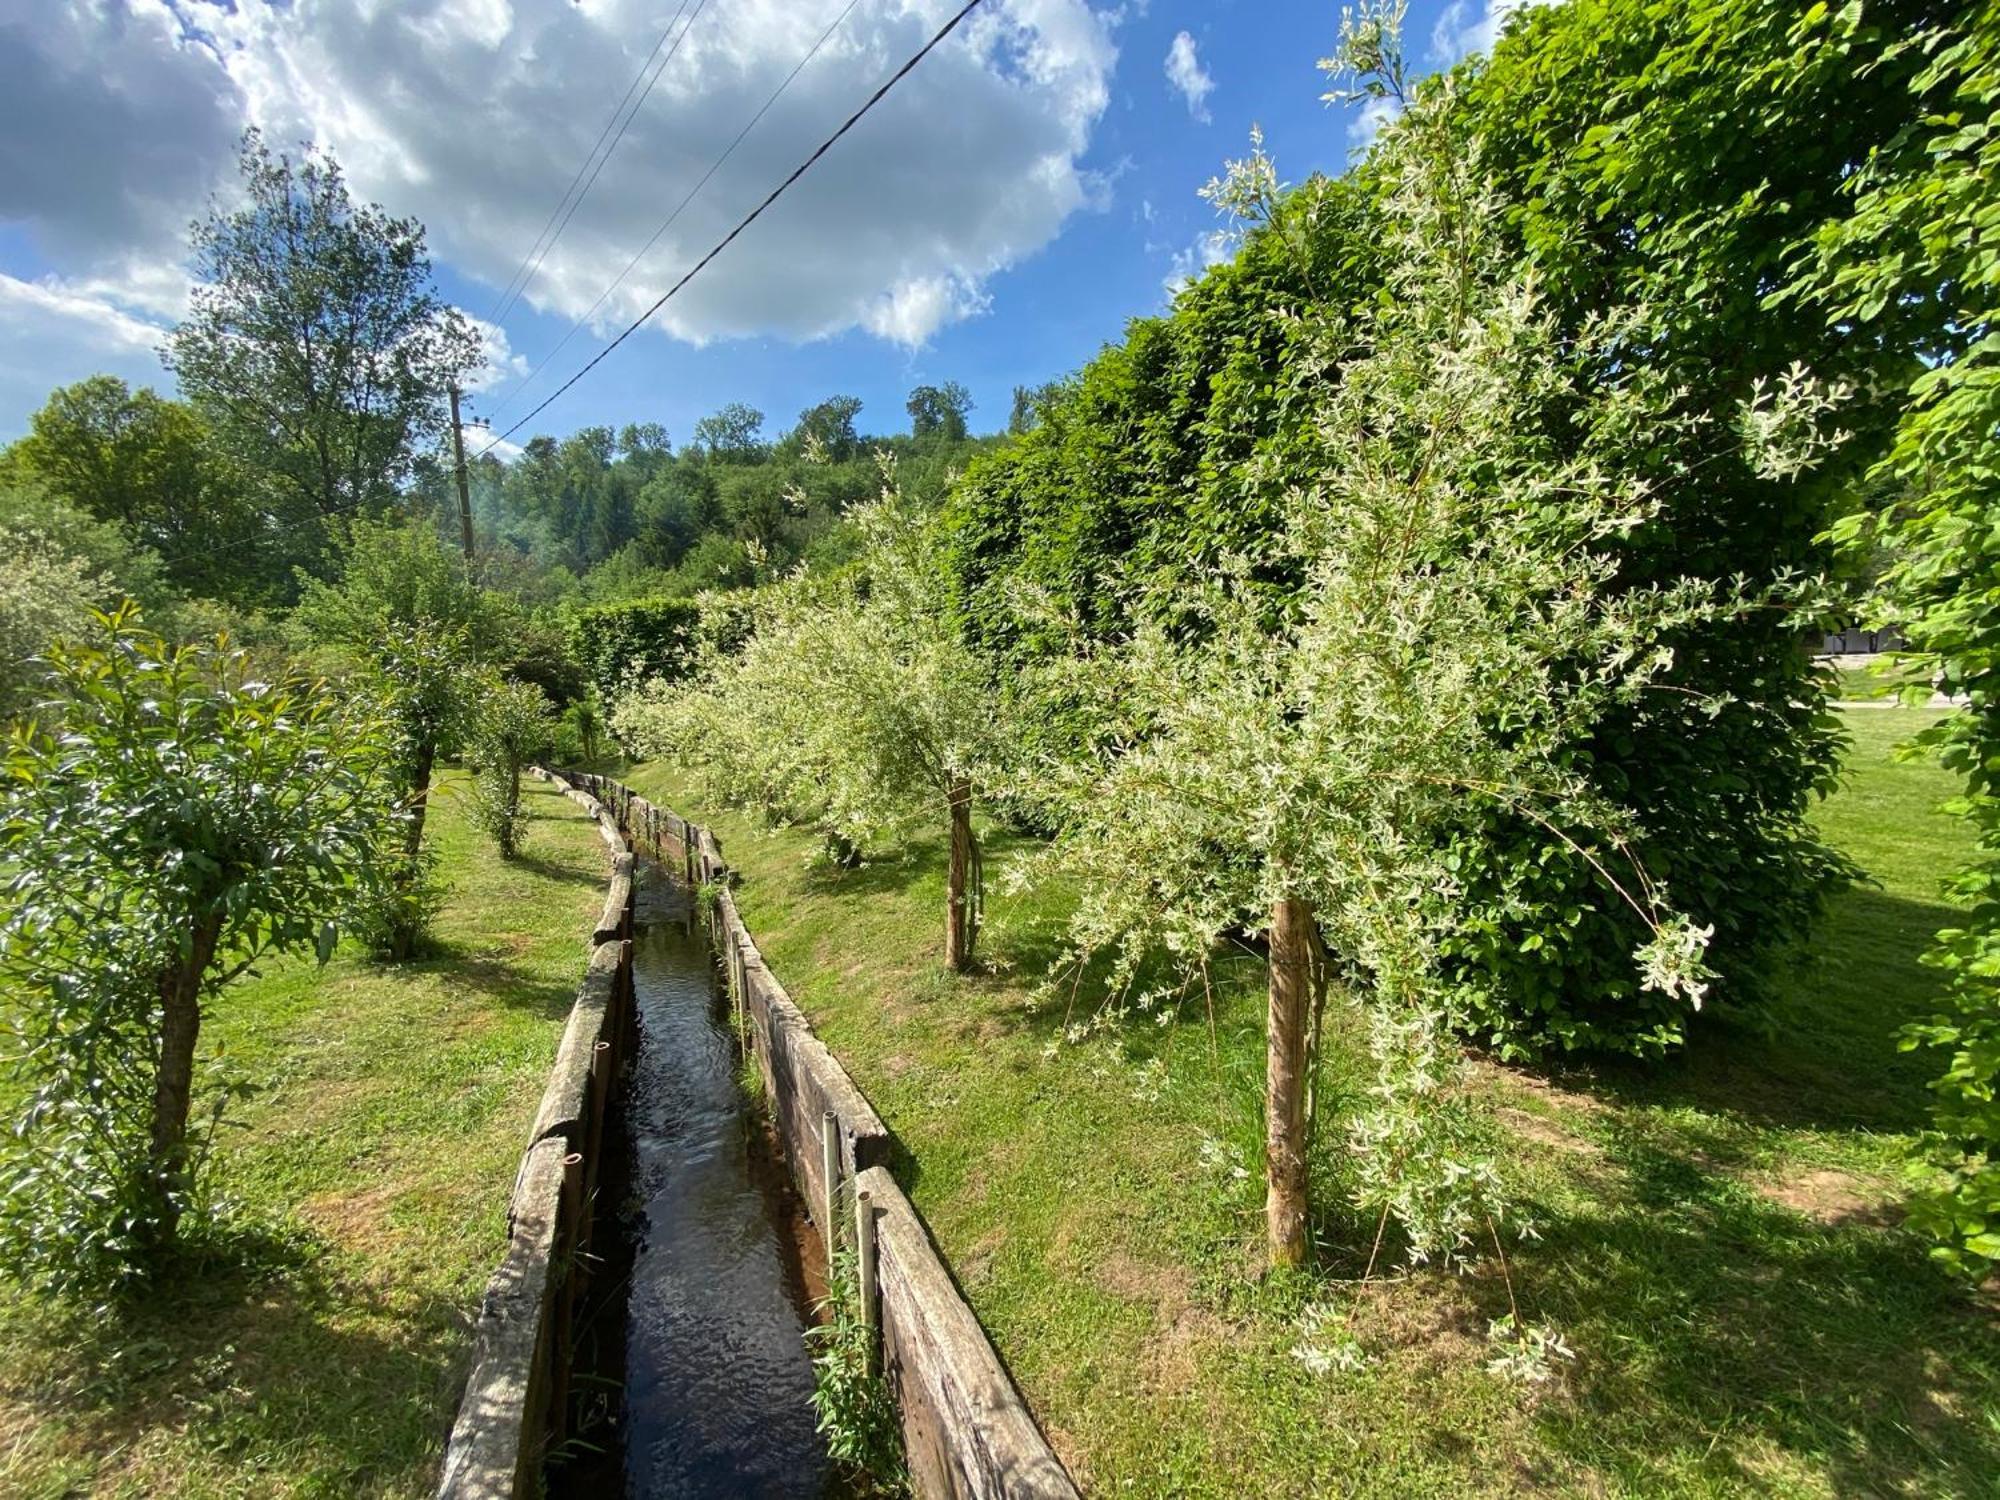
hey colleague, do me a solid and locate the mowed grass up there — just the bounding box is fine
[624,707,2000,1498]
[0,774,608,1498]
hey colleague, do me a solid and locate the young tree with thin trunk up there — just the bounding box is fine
[470,677,555,859]
[362,625,471,959]
[616,459,1005,971]
[0,609,386,1289]
[1031,52,1845,1271]
[292,517,501,957]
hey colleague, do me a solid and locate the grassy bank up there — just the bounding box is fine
[625,708,2000,1498]
[0,774,607,1498]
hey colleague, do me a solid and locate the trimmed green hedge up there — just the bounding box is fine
[567,597,700,709]
[941,0,1948,1057]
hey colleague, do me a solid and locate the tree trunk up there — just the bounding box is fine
[390,739,437,961]
[945,778,975,972]
[402,739,436,864]
[146,912,224,1247]
[499,754,522,859]
[1266,895,1322,1270]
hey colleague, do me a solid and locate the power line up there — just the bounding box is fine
[160,0,986,568]
[480,0,865,428]
[476,0,987,457]
[481,0,703,333]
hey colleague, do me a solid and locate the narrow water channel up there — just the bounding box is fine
[555,860,829,1498]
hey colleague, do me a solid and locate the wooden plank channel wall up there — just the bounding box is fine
[560,770,1080,1500]
[437,771,634,1499]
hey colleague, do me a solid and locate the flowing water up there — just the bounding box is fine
[555,861,829,1498]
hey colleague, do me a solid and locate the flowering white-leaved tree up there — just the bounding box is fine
[1029,47,1844,1270]
[615,458,1009,970]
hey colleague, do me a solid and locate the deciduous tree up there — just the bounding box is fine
[470,678,555,859]
[906,382,971,443]
[0,610,386,1286]
[165,131,476,580]
[8,377,266,603]
[617,461,1005,969]
[1034,59,1842,1270]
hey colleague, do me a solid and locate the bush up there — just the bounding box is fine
[566,596,700,709]
[0,609,387,1290]
[347,842,447,962]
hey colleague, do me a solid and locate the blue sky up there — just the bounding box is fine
[0,1,1525,449]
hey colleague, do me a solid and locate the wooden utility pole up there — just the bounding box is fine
[449,384,475,575]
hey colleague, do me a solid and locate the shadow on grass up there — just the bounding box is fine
[797,834,944,900]
[3,1219,461,1493]
[1517,1125,1998,1495]
[506,850,605,888]
[1525,887,1953,1136]
[423,939,577,1020]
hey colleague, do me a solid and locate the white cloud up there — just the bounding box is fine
[0,1,241,269]
[458,312,529,394]
[1164,31,1213,122]
[860,274,993,348]
[1430,0,1557,62]
[0,0,1119,391]
[474,430,525,464]
[1163,228,1231,300]
[0,274,173,439]
[209,0,1117,351]
[1349,94,1402,149]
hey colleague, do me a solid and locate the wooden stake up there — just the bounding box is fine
[821,1110,841,1251]
[1265,896,1319,1269]
[856,1188,879,1376]
[944,778,974,971]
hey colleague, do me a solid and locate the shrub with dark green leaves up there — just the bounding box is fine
[346,841,447,963]
[566,596,700,709]
[1788,0,2000,1274]
[0,609,388,1290]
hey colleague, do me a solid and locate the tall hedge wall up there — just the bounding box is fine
[567,597,700,710]
[942,0,1947,1057]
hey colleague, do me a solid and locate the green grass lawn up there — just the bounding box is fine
[1830,657,1928,701]
[0,774,607,1498]
[624,707,2000,1498]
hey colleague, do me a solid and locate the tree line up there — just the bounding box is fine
[619,0,2000,1290]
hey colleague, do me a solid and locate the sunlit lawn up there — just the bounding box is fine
[625,707,1999,1498]
[1831,656,1929,701]
[1,712,1987,1498]
[0,775,606,1498]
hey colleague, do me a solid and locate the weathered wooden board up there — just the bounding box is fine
[438,1137,568,1498]
[858,1166,1080,1500]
